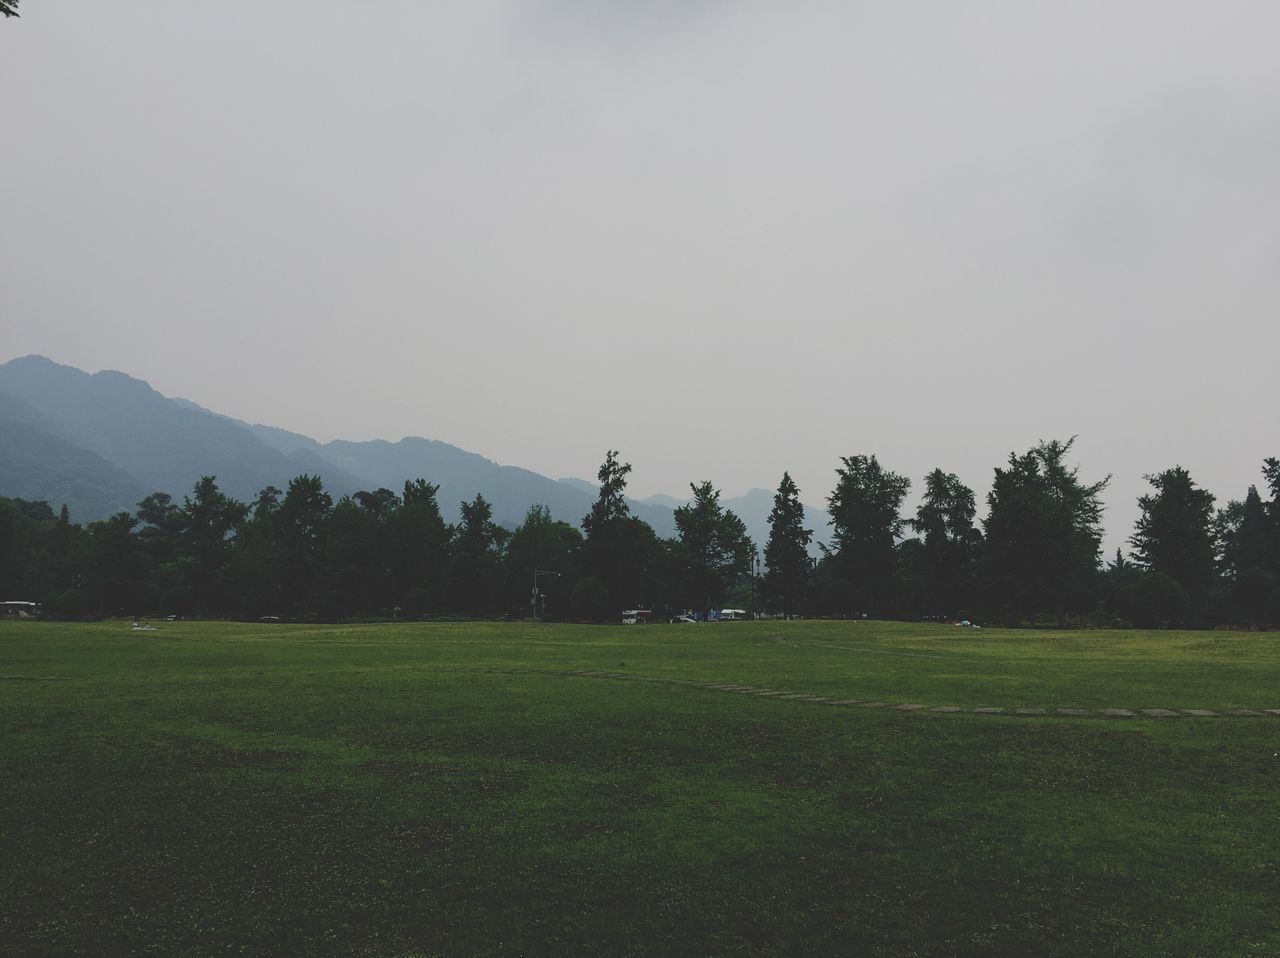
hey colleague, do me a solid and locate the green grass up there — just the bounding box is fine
[2,619,1278,956]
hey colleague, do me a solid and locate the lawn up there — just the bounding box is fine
[2,619,1278,956]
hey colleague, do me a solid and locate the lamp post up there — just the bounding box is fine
[532,569,560,621]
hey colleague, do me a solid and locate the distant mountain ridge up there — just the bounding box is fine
[0,355,825,551]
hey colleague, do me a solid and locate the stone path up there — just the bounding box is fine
[563,669,1280,719]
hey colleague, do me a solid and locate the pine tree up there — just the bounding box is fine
[762,472,812,616]
[674,482,754,617]
[825,455,910,616]
[910,469,980,616]
[1130,466,1216,596]
[983,438,1109,625]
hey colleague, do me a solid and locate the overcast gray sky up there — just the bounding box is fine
[2,1,1277,551]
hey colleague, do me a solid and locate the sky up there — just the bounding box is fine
[2,1,1277,552]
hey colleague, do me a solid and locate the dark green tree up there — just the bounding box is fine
[581,450,659,613]
[275,475,333,614]
[387,480,449,612]
[982,438,1109,626]
[84,512,149,616]
[178,477,248,613]
[825,455,910,616]
[447,494,507,612]
[504,504,583,618]
[673,481,755,617]
[1129,466,1216,605]
[910,469,981,616]
[1,2,19,19]
[762,471,812,616]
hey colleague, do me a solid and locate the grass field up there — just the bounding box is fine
[2,619,1279,956]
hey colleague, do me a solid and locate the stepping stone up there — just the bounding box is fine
[1226,709,1263,717]
[1265,709,1280,717]
[931,706,962,713]
[972,707,1004,714]
[860,702,892,709]
[1015,708,1047,716]
[1056,708,1090,716]
[1101,708,1135,717]
[1183,709,1218,717]
[896,703,925,711]
[1141,709,1179,717]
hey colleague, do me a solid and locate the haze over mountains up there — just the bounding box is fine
[0,356,826,552]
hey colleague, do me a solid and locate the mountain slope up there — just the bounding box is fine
[0,391,149,520]
[0,356,364,505]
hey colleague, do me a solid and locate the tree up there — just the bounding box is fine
[673,481,755,617]
[274,474,333,613]
[178,476,248,612]
[825,455,910,616]
[84,512,149,615]
[447,493,507,612]
[910,469,981,616]
[387,479,449,611]
[1,2,20,20]
[762,472,812,616]
[582,450,632,536]
[983,438,1109,626]
[581,450,659,612]
[504,505,582,618]
[1129,466,1216,601]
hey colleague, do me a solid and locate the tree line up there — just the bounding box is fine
[2,439,1279,628]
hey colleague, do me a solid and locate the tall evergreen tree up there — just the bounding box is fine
[390,479,448,611]
[179,476,248,612]
[580,450,658,613]
[983,438,1108,625]
[1130,466,1216,598]
[448,494,507,612]
[825,455,910,616]
[275,474,333,613]
[762,471,812,616]
[673,481,755,617]
[910,469,981,616]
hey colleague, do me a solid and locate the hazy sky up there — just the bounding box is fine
[2,1,1277,551]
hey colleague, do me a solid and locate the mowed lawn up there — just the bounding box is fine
[2,620,1278,956]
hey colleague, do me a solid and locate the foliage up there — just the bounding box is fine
[909,468,981,616]
[983,438,1109,625]
[762,472,812,615]
[672,481,755,616]
[1130,466,1216,597]
[825,454,910,615]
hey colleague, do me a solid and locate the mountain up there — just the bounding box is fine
[0,356,366,508]
[0,391,148,520]
[0,355,821,546]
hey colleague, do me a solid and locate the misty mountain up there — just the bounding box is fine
[0,391,148,520]
[0,356,367,508]
[0,355,825,548]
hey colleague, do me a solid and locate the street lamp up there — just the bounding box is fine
[532,569,560,621]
